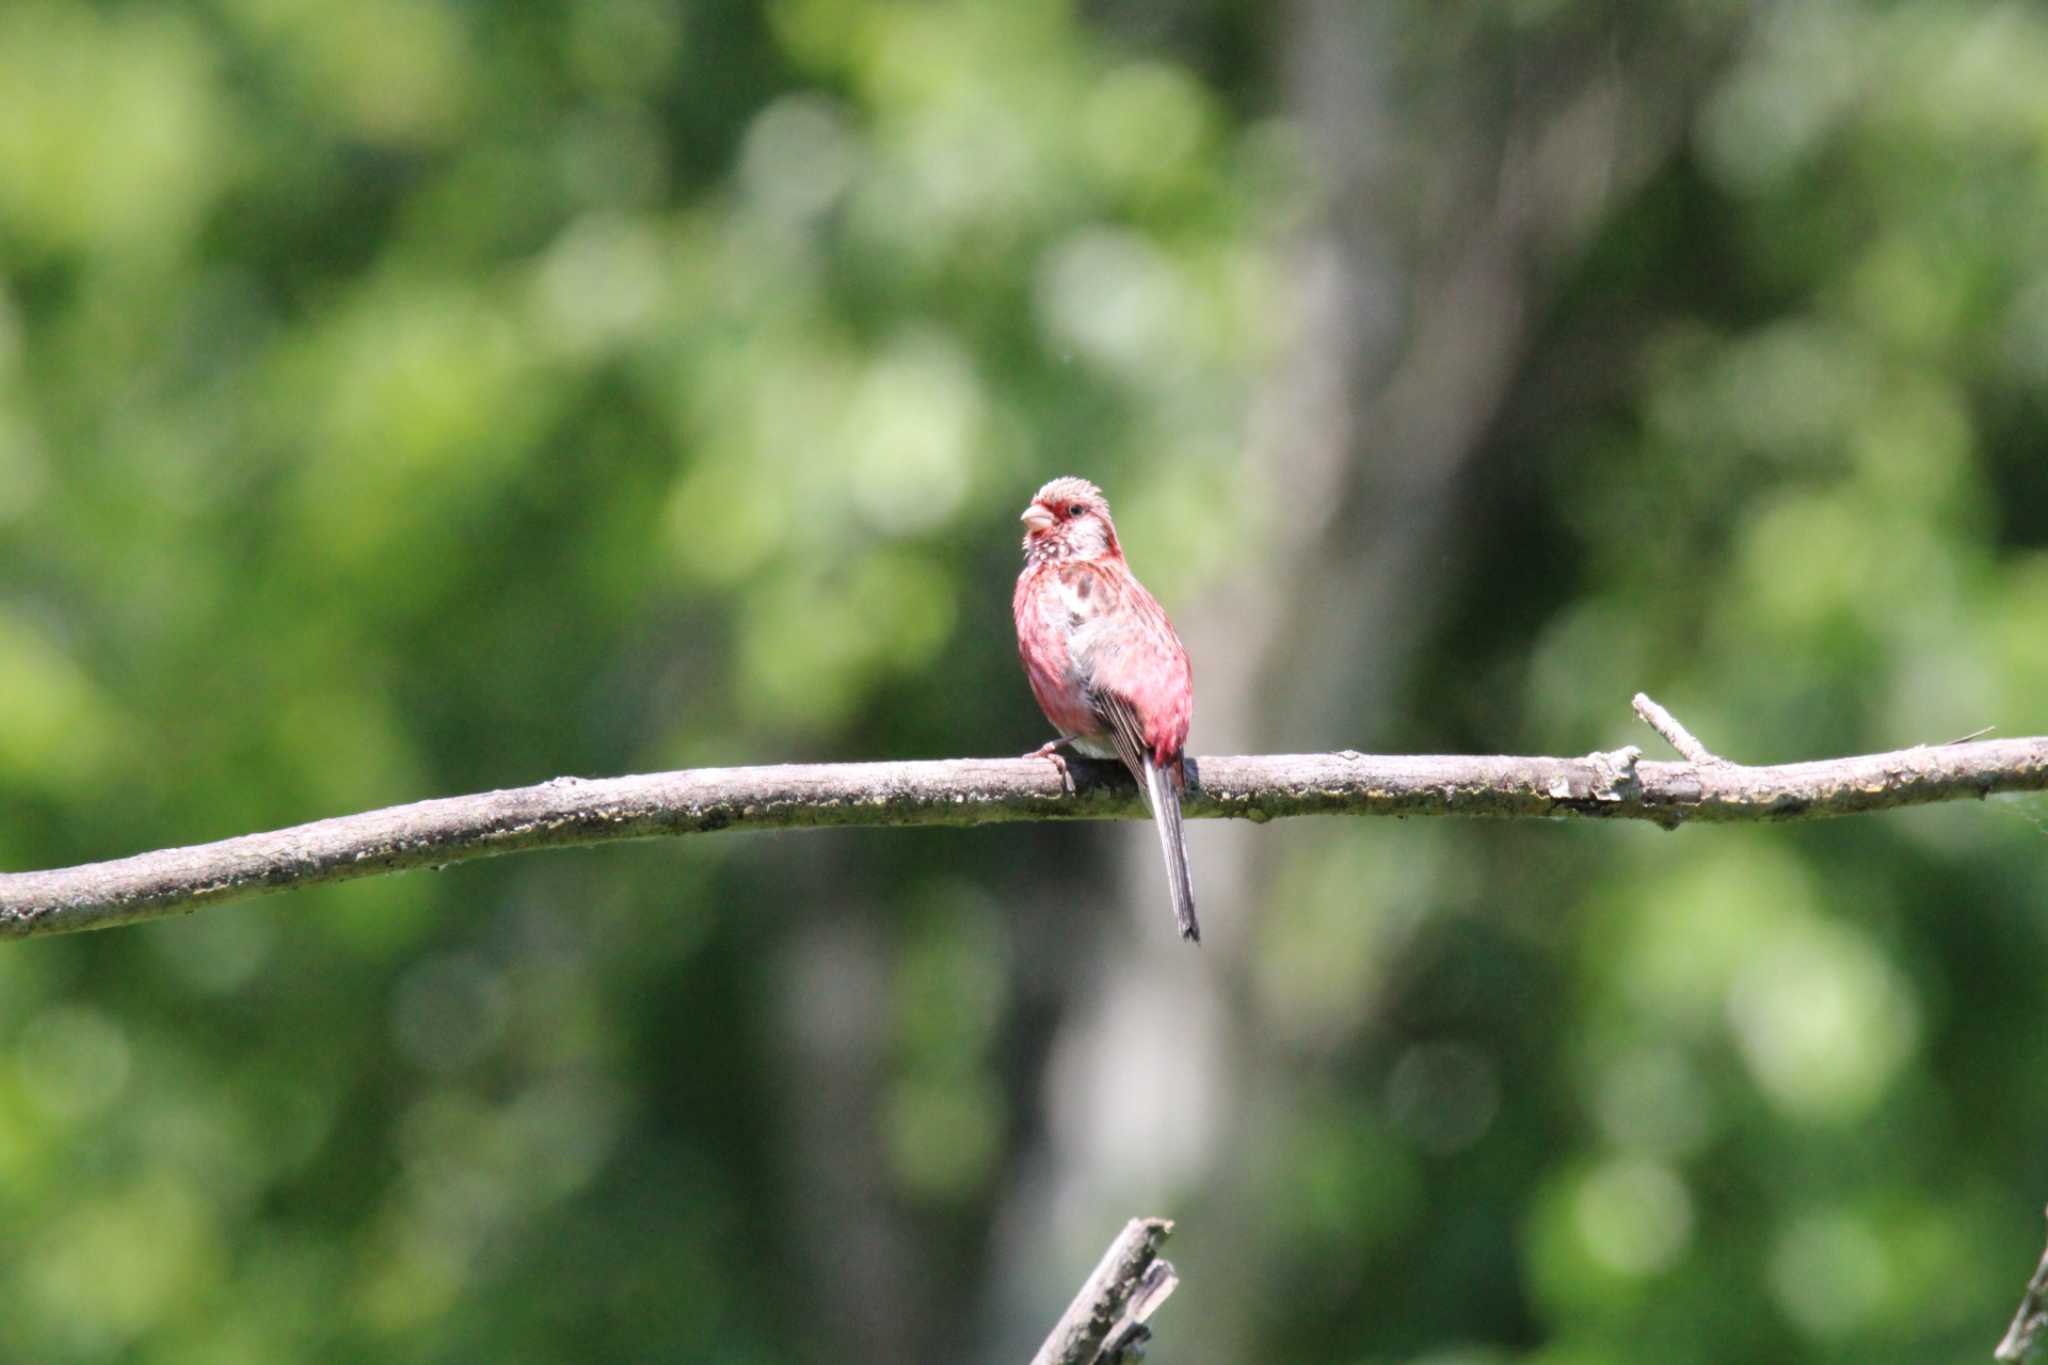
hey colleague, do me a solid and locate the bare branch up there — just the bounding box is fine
[4,712,2048,939]
[1632,692,1725,765]
[1030,1217,1176,1365]
[1096,1258,1178,1363]
[1999,1206,2048,1362]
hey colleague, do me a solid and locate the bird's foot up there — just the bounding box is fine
[1025,739,1076,794]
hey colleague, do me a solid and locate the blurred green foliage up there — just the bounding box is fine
[2,0,2047,1362]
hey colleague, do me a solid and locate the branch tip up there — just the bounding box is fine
[1030,1217,1176,1365]
[1632,693,1724,765]
[1997,1207,2048,1362]
[1096,1258,1180,1364]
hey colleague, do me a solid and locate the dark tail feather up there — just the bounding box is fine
[1141,755,1199,943]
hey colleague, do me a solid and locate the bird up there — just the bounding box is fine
[1013,476,1199,942]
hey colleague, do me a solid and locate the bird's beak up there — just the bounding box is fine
[1020,504,1055,534]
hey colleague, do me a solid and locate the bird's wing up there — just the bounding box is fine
[1074,568,1192,767]
[1095,691,1153,793]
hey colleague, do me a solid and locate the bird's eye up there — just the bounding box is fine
[1068,503,1086,518]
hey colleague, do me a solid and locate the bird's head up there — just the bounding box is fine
[1020,476,1120,563]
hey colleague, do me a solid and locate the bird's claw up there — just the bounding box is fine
[1026,740,1076,794]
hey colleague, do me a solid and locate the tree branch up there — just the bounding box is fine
[1999,1206,2048,1362]
[1632,691,1725,765]
[1030,1217,1176,1365]
[4,696,2046,940]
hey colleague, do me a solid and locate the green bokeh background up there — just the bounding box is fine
[3,0,2047,1361]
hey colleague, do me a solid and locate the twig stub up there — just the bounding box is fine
[1030,1217,1175,1365]
[1632,692,1725,765]
[1997,1206,2048,1362]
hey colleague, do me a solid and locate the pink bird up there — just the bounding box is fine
[1013,477,1198,942]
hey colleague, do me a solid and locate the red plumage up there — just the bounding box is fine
[1013,477,1199,942]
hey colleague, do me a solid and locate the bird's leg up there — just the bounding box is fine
[1026,735,1078,794]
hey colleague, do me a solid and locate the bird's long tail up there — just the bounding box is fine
[1141,754,1199,943]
